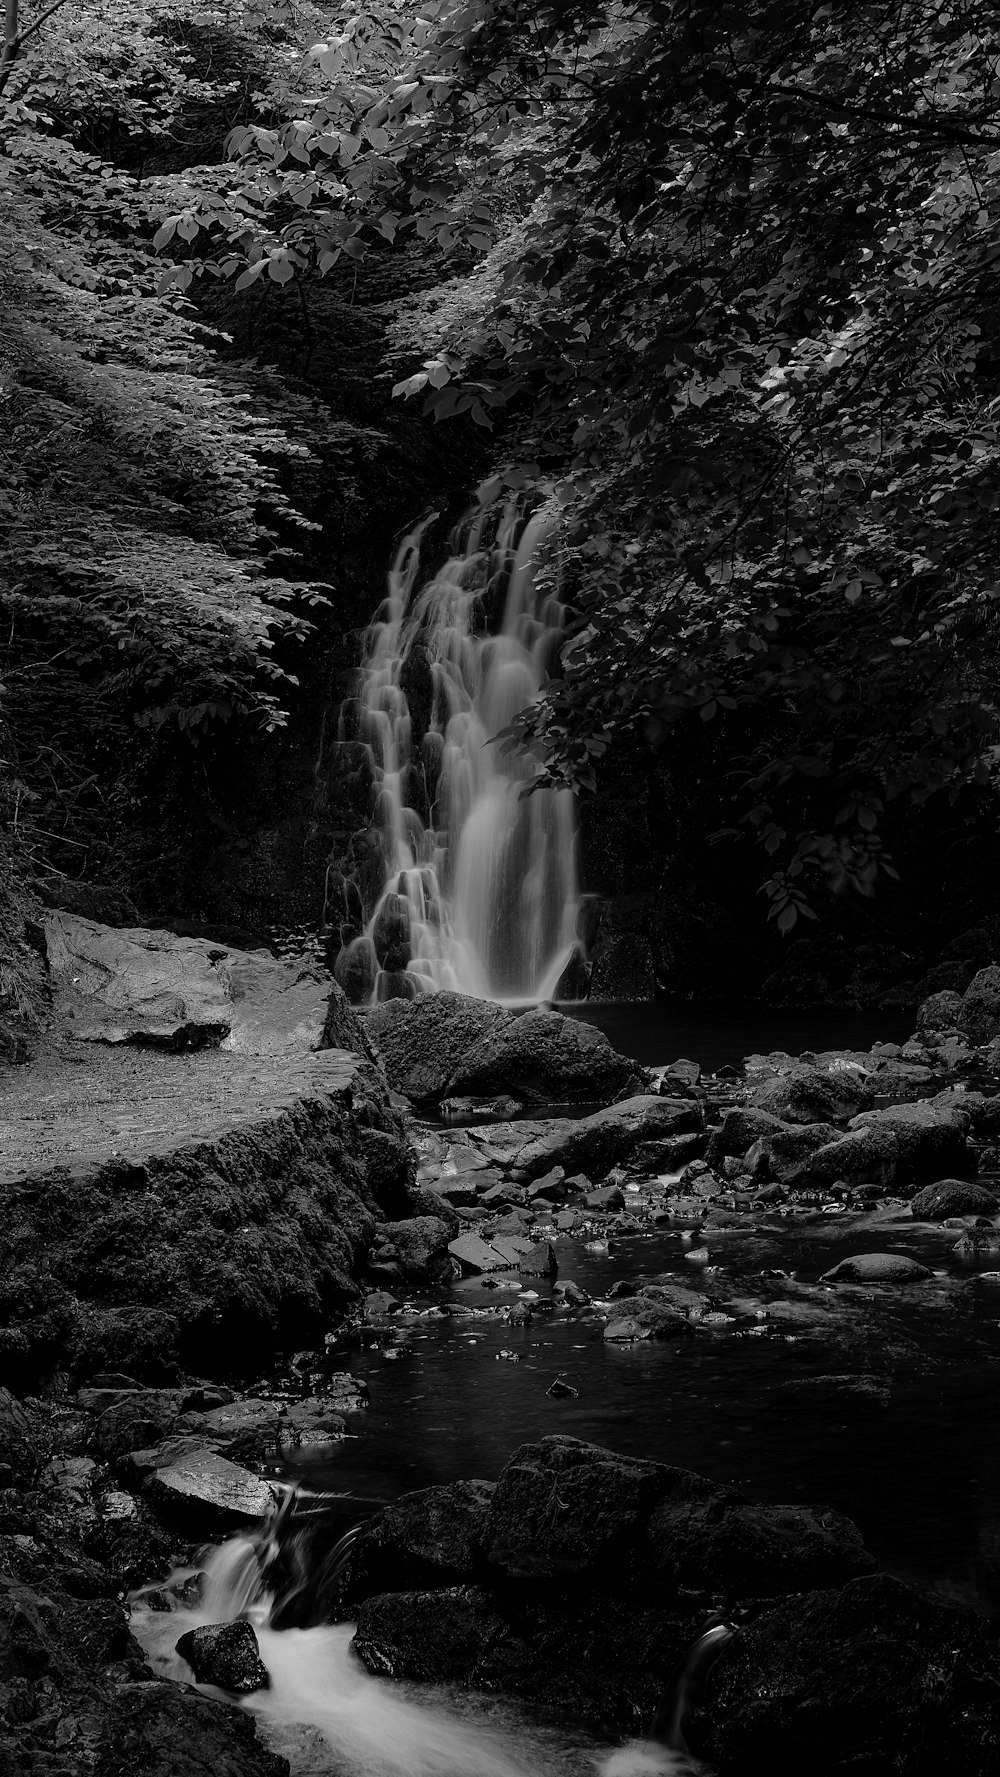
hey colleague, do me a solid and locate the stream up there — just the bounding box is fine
[131,1002,1000,1772]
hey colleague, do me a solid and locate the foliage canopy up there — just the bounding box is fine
[155,0,1000,925]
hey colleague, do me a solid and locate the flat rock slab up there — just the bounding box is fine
[129,1440,276,1525]
[0,1043,367,1182]
[449,1233,557,1277]
[45,912,335,1055]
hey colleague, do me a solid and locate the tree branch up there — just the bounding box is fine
[0,0,73,101]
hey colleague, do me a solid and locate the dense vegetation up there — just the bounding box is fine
[3,0,1000,1033]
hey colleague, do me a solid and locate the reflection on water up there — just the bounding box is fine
[563,1001,914,1071]
[276,1216,1000,1615]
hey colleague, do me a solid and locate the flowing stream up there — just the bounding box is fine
[131,1525,697,1777]
[334,506,579,1005]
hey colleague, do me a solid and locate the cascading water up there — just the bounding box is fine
[129,1493,700,1777]
[332,504,580,1006]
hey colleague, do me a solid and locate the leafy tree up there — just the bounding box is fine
[162,0,1000,930]
[0,0,347,914]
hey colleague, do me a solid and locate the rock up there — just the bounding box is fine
[44,912,336,1056]
[931,1034,978,1070]
[629,1132,707,1174]
[0,1388,46,1484]
[479,1436,870,1602]
[528,1167,566,1201]
[603,1295,693,1341]
[513,1095,703,1182]
[376,1216,452,1283]
[353,1585,696,1734]
[750,1066,873,1125]
[428,1179,480,1208]
[346,1480,494,1602]
[665,1057,702,1087]
[371,893,411,973]
[704,1108,787,1166]
[954,1229,1000,1257]
[353,1586,508,1684]
[867,1058,935,1096]
[765,1123,839,1180]
[481,1437,675,1586]
[583,1184,626,1211]
[960,965,1000,1044]
[127,1440,276,1526]
[1,1046,410,1385]
[646,1494,873,1599]
[970,1098,1000,1141]
[819,1253,933,1284]
[365,992,647,1106]
[916,988,964,1034]
[191,1395,355,1458]
[910,1179,1000,1219]
[175,1620,270,1694]
[107,1680,290,1775]
[787,1100,972,1193]
[448,1233,556,1276]
[686,1574,1000,1777]
[553,1280,590,1305]
[319,981,377,1061]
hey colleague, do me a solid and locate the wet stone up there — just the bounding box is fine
[175,1620,270,1694]
[820,1253,933,1285]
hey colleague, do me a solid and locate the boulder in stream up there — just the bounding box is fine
[820,1252,933,1284]
[959,965,1000,1044]
[910,1178,999,1219]
[175,1620,270,1693]
[364,991,647,1106]
[749,1064,873,1124]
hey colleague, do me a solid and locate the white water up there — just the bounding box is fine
[334,504,579,1005]
[129,1536,698,1777]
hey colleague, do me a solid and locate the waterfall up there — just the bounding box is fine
[332,504,580,1006]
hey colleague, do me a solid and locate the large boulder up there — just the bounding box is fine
[704,1108,788,1166]
[786,1100,972,1193]
[511,1095,703,1182]
[686,1574,1000,1777]
[916,988,964,1035]
[364,993,646,1107]
[910,1179,999,1219]
[479,1437,870,1600]
[375,1216,452,1283]
[44,912,333,1055]
[125,1439,276,1528]
[346,1479,494,1601]
[960,966,1000,1045]
[749,1065,873,1125]
[352,1586,696,1735]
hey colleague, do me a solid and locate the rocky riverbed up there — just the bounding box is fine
[3,921,1000,1775]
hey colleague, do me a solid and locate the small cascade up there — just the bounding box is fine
[332,503,580,1005]
[130,1491,579,1777]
